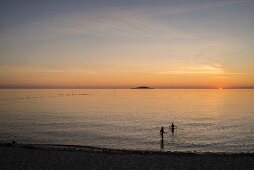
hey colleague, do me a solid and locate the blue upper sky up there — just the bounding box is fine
[2,0,252,30]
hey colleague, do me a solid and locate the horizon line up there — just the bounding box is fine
[0,87,254,90]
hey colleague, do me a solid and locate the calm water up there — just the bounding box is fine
[0,89,253,153]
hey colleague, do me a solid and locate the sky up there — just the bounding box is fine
[1,0,254,89]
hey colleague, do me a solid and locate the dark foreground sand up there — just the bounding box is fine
[0,143,253,170]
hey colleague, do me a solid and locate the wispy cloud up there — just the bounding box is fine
[156,64,224,75]
[137,0,254,16]
[211,76,229,79]
[155,64,254,75]
[0,66,97,76]
[0,9,184,43]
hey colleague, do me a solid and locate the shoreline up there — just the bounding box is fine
[1,142,253,156]
[1,143,253,170]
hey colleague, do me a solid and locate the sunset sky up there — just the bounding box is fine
[1,0,254,88]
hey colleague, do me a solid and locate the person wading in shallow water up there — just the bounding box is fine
[170,123,177,133]
[160,127,165,148]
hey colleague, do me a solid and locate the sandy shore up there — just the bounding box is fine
[0,143,253,170]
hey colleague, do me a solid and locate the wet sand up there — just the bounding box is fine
[0,143,253,170]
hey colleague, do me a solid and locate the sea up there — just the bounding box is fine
[0,89,253,153]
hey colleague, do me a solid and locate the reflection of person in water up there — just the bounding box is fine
[160,127,165,149]
[170,123,177,133]
[160,127,165,139]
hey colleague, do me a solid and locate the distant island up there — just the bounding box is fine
[131,86,154,89]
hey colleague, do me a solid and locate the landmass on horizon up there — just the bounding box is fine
[131,86,154,89]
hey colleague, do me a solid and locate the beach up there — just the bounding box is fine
[0,143,253,170]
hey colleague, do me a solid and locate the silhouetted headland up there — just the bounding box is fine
[131,86,154,89]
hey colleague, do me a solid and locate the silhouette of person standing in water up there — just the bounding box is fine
[170,123,176,133]
[160,127,165,148]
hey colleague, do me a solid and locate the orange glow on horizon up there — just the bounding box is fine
[0,66,254,89]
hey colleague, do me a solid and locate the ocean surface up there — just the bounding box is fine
[0,89,253,153]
